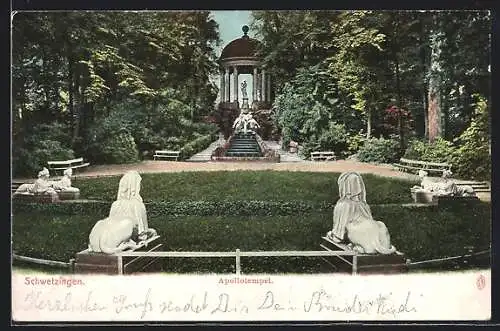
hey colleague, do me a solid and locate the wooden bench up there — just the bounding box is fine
[153,150,181,161]
[393,157,451,175]
[311,151,336,161]
[47,157,90,175]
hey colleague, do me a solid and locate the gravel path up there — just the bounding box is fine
[44,160,420,181]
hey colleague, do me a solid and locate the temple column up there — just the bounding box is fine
[261,69,266,102]
[233,66,239,103]
[220,71,225,102]
[224,67,230,102]
[252,67,258,103]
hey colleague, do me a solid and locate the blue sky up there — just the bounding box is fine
[210,10,256,103]
[211,10,255,53]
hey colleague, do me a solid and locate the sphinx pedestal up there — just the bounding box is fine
[13,192,59,203]
[320,236,408,274]
[74,235,163,275]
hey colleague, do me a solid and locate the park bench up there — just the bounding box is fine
[310,151,337,161]
[153,150,181,161]
[393,157,451,175]
[47,157,90,175]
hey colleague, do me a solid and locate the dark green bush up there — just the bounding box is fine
[357,136,402,164]
[12,122,75,176]
[300,122,350,159]
[403,137,456,163]
[98,130,139,164]
[451,96,491,181]
[179,132,218,160]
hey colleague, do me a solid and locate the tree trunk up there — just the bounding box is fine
[72,68,80,145]
[427,16,444,143]
[395,57,403,148]
[366,109,371,139]
[423,89,428,139]
[67,55,75,138]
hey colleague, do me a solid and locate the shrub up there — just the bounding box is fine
[346,131,367,156]
[12,122,75,177]
[403,137,456,163]
[179,132,217,160]
[97,130,139,164]
[300,122,350,159]
[357,136,402,164]
[451,95,491,181]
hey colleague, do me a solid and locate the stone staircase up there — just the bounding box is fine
[225,132,263,157]
[454,180,491,193]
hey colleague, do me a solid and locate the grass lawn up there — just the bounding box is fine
[72,171,417,204]
[12,202,490,274]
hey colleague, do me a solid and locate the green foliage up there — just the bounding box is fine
[300,122,350,159]
[98,131,139,164]
[12,122,75,176]
[12,11,221,167]
[357,136,402,164]
[403,137,456,163]
[346,131,367,155]
[273,64,362,157]
[12,202,490,272]
[451,95,491,180]
[179,132,218,160]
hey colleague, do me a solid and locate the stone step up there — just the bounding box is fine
[225,152,262,157]
[229,148,259,151]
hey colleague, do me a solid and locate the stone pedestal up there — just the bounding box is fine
[241,98,249,109]
[411,189,435,204]
[13,193,59,203]
[74,235,163,275]
[57,191,80,200]
[435,195,480,208]
[320,236,408,274]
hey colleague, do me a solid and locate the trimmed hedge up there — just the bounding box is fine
[71,171,417,205]
[12,202,490,273]
[14,200,334,217]
[179,132,218,160]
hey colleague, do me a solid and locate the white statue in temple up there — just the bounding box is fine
[14,167,57,196]
[326,172,397,255]
[88,171,157,254]
[241,80,248,99]
[50,168,80,194]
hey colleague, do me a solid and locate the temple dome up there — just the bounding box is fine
[220,25,262,60]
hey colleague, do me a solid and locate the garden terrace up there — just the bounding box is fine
[12,171,490,274]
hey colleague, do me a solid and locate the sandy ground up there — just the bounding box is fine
[52,160,421,180]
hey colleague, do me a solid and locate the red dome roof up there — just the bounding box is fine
[220,35,262,59]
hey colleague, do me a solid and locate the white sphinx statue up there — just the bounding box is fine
[88,171,157,254]
[50,168,80,195]
[326,171,397,255]
[14,167,57,197]
[412,169,476,197]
